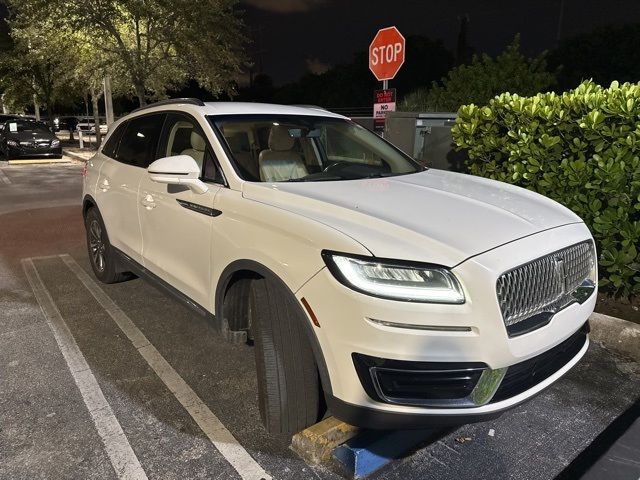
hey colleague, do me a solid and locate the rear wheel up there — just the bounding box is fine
[250,277,321,434]
[84,207,128,284]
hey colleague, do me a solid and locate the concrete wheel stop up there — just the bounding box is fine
[291,417,438,478]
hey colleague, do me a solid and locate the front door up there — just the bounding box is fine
[138,113,224,308]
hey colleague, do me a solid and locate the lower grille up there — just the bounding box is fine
[496,241,595,336]
[491,322,588,403]
[352,354,488,407]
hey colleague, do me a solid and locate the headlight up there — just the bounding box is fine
[51,139,60,147]
[322,252,465,303]
[6,139,18,147]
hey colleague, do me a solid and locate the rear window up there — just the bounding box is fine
[116,113,165,168]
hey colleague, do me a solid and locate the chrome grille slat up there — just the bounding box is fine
[496,241,595,328]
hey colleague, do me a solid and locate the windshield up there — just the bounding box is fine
[6,120,50,134]
[210,115,423,182]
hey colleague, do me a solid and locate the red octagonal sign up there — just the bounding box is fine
[369,26,406,81]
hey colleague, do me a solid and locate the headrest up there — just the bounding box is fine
[191,131,206,152]
[268,126,295,151]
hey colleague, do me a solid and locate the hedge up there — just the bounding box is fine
[452,80,640,297]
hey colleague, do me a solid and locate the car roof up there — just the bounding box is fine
[129,100,346,120]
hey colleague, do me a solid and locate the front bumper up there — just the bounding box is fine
[6,146,63,159]
[297,222,596,427]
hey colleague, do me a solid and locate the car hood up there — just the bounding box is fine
[242,169,583,266]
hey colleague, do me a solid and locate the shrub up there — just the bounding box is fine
[452,80,640,297]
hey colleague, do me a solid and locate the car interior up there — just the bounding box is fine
[216,119,408,182]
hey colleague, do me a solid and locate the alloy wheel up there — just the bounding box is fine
[89,219,106,272]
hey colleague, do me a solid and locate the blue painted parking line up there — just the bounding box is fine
[333,429,439,478]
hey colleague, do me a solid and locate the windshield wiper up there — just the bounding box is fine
[286,175,345,182]
[362,172,402,179]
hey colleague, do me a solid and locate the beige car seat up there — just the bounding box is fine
[258,126,308,182]
[181,130,206,167]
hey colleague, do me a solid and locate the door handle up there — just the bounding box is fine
[140,193,156,210]
[100,179,110,192]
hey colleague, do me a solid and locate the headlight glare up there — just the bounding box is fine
[51,139,60,147]
[7,139,18,147]
[324,253,465,303]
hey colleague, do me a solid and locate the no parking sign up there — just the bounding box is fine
[373,88,396,133]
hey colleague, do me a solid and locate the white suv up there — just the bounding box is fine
[82,99,597,433]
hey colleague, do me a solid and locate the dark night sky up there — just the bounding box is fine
[240,0,640,85]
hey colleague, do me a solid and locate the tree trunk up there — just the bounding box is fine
[90,89,102,147]
[134,82,146,106]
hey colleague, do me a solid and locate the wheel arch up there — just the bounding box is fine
[82,194,97,219]
[215,259,333,396]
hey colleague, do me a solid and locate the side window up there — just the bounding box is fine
[101,123,126,159]
[160,113,224,184]
[116,113,165,168]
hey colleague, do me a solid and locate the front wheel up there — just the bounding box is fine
[84,207,128,284]
[250,278,322,434]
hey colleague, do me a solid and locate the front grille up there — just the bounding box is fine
[19,141,50,148]
[496,241,595,335]
[491,322,588,402]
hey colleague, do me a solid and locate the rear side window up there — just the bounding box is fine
[102,123,126,158]
[116,113,165,168]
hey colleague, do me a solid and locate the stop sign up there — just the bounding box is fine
[369,26,406,81]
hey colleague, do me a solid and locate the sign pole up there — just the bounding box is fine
[382,81,389,137]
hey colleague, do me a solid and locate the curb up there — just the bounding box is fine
[63,150,93,163]
[589,312,640,362]
[8,158,71,165]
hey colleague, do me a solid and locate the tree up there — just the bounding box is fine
[549,24,640,92]
[0,18,77,124]
[13,0,246,106]
[400,36,556,112]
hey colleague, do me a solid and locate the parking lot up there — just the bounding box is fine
[1,161,639,480]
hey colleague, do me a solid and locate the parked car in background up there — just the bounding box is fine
[82,99,597,434]
[0,118,62,160]
[54,116,79,132]
[77,117,108,135]
[0,114,19,126]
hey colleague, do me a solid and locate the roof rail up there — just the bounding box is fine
[292,104,328,111]
[131,98,205,114]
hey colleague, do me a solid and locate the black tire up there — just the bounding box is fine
[84,207,128,284]
[250,278,321,434]
[225,278,254,333]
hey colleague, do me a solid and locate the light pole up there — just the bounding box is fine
[103,76,114,127]
[27,39,40,121]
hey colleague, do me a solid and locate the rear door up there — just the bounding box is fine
[138,112,224,308]
[96,113,165,263]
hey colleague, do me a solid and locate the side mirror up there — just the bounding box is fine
[148,155,209,194]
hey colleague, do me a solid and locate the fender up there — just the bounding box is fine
[216,259,333,396]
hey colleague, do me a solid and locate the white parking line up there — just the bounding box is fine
[60,254,272,480]
[21,258,148,480]
[0,169,11,184]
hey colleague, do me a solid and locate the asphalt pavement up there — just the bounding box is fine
[0,161,638,480]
